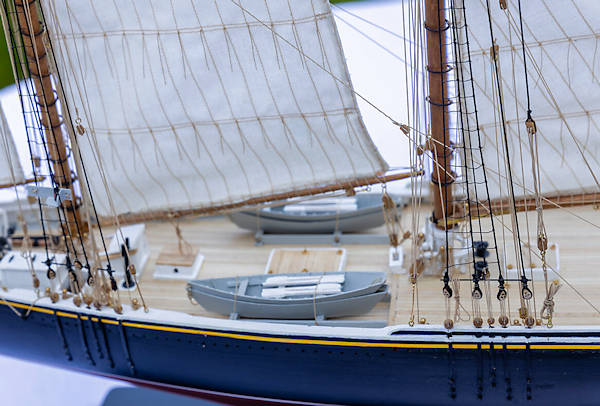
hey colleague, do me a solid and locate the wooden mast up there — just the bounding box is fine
[425,0,454,228]
[14,0,84,236]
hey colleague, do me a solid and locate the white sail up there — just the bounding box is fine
[41,0,387,219]
[457,0,600,201]
[0,104,25,186]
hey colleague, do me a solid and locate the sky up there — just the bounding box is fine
[0,1,412,404]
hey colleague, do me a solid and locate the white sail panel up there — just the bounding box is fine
[0,104,25,186]
[457,0,600,201]
[41,0,387,218]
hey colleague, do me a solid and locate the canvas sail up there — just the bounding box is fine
[0,104,25,187]
[40,0,388,220]
[456,0,600,203]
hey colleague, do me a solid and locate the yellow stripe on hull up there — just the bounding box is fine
[3,299,600,351]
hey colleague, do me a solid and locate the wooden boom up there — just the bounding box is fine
[474,192,600,216]
[0,176,43,190]
[101,170,424,226]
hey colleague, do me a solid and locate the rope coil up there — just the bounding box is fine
[540,280,561,327]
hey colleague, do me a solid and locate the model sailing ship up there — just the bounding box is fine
[0,0,599,404]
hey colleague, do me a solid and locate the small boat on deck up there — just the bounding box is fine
[227,193,404,234]
[187,271,388,319]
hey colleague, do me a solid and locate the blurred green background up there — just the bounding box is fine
[0,0,369,90]
[0,34,11,89]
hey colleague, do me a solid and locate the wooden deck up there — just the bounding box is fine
[132,205,600,327]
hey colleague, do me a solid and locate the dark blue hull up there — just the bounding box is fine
[1,299,599,405]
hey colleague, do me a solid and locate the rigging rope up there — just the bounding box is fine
[507,10,539,322]
[40,1,152,311]
[509,0,557,325]
[0,100,39,295]
[331,3,416,46]
[7,1,82,300]
[501,7,600,192]
[468,170,600,318]
[485,0,531,315]
[334,13,411,67]
[229,0,423,138]
[540,280,561,327]
[515,0,532,115]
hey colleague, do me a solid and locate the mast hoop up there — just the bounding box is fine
[19,27,44,38]
[431,175,455,186]
[14,0,37,7]
[425,64,454,74]
[34,95,59,108]
[424,19,451,33]
[426,95,453,107]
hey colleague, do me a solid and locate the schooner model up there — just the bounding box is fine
[0,0,599,405]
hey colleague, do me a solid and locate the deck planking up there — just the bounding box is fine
[125,205,600,327]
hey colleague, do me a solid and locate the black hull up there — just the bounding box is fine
[1,299,599,405]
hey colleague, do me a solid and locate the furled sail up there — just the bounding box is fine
[456,0,600,205]
[0,104,25,187]
[41,0,388,221]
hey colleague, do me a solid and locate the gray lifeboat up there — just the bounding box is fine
[187,271,387,319]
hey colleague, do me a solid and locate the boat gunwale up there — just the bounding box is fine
[188,285,389,320]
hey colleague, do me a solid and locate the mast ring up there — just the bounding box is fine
[425,64,454,74]
[431,177,455,186]
[424,19,451,33]
[425,96,453,107]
